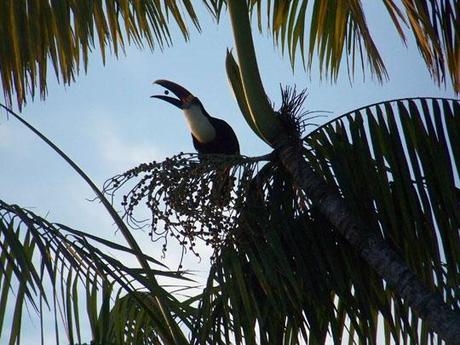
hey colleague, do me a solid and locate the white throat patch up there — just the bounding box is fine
[183,104,216,143]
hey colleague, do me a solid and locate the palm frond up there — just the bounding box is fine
[189,97,459,344]
[303,97,460,343]
[242,0,459,91]
[0,101,191,343]
[192,162,387,344]
[247,0,387,82]
[384,1,460,91]
[0,199,195,345]
[1,0,459,109]
[0,0,203,108]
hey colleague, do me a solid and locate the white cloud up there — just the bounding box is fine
[91,122,163,172]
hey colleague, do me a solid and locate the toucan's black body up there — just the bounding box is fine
[190,108,240,155]
[151,79,240,156]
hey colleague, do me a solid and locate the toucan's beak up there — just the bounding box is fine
[151,79,195,109]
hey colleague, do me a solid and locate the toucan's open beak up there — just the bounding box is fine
[151,79,195,109]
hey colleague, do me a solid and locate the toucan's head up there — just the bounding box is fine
[151,79,216,144]
[151,79,199,109]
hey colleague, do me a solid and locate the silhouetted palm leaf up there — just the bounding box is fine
[245,0,459,90]
[1,1,458,108]
[305,97,459,304]
[0,0,203,108]
[0,105,194,345]
[190,97,459,344]
[0,200,195,345]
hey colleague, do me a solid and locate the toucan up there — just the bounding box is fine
[151,79,240,155]
[151,79,240,205]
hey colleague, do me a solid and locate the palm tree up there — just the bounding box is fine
[224,1,459,342]
[0,0,459,344]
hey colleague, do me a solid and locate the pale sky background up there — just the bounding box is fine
[0,2,458,344]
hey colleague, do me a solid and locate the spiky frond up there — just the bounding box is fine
[302,97,460,343]
[246,0,459,91]
[0,0,205,108]
[192,97,460,344]
[0,200,195,345]
[1,0,459,108]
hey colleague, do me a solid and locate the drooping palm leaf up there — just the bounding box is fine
[0,0,206,108]
[191,163,388,344]
[188,97,459,344]
[305,97,459,293]
[0,100,199,344]
[252,0,387,82]
[245,0,459,91]
[303,97,460,343]
[0,101,194,344]
[0,199,196,345]
[1,1,459,109]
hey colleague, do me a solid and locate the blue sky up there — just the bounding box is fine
[0,2,458,344]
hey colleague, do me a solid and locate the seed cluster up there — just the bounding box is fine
[103,153,263,256]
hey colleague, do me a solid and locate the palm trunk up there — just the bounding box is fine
[273,134,460,344]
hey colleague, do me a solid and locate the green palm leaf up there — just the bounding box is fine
[0,200,195,345]
[1,1,459,109]
[191,97,459,344]
[247,0,459,91]
[0,0,203,108]
[304,97,460,343]
[306,97,459,292]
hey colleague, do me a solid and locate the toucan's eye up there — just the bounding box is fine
[164,90,169,95]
